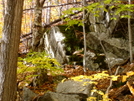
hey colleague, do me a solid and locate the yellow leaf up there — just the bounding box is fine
[111,75,119,81]
[87,97,96,101]
[122,75,128,82]
[126,71,134,77]
[61,78,66,83]
[122,71,134,82]
[127,81,134,95]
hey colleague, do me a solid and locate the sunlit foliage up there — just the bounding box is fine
[17,51,63,86]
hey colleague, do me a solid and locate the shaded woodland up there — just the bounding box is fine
[1,0,134,101]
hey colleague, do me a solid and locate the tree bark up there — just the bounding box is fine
[45,0,51,24]
[0,0,24,101]
[128,0,133,63]
[82,0,87,72]
[32,0,46,51]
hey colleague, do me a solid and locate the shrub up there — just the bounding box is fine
[17,51,63,86]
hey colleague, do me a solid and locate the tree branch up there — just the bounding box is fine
[23,2,82,12]
[21,11,82,39]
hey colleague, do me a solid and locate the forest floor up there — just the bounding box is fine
[17,60,134,101]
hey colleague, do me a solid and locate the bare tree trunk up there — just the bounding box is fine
[57,0,62,17]
[0,0,24,101]
[66,0,69,10]
[128,0,133,63]
[32,0,46,51]
[82,0,87,72]
[73,0,77,7]
[45,0,51,24]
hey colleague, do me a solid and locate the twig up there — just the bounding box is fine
[105,66,120,95]
[99,38,121,96]
[99,40,112,74]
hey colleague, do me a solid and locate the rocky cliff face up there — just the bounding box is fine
[44,25,83,65]
[44,2,134,71]
[45,26,68,64]
[85,3,134,70]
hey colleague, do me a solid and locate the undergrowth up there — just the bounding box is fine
[17,51,63,86]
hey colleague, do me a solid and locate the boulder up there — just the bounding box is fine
[22,79,100,101]
[37,91,85,101]
[44,25,84,65]
[56,79,93,96]
[22,87,37,101]
[86,32,130,70]
[44,26,68,64]
[36,78,94,101]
